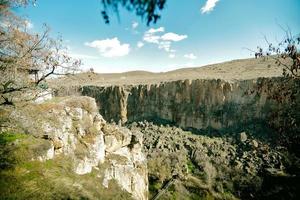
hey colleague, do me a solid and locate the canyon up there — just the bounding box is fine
[1,58,298,200]
[81,78,274,134]
[53,58,287,138]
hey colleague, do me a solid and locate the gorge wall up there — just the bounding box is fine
[80,78,279,135]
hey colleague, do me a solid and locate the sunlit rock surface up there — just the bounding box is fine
[9,96,148,200]
[80,78,279,134]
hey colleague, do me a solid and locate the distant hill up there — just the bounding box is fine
[50,57,285,87]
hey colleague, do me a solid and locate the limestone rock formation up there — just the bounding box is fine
[80,78,280,135]
[3,96,148,200]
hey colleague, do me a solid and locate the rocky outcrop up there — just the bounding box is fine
[9,96,148,200]
[129,121,286,199]
[103,130,148,200]
[81,78,280,134]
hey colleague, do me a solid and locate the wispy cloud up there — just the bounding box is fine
[161,32,187,42]
[184,53,197,59]
[137,41,144,48]
[147,27,165,33]
[132,21,139,29]
[158,41,172,52]
[143,27,187,52]
[143,29,161,44]
[201,0,220,14]
[169,54,175,58]
[85,37,130,58]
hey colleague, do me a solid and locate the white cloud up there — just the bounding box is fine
[184,53,197,59]
[161,32,187,41]
[143,27,165,44]
[201,0,220,14]
[85,37,130,58]
[137,41,144,48]
[143,34,161,44]
[169,54,175,58]
[143,27,187,53]
[158,41,171,52]
[147,27,165,33]
[132,21,139,29]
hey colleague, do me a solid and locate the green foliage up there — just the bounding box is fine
[187,159,196,174]
[0,132,28,169]
[38,82,49,90]
[131,122,296,199]
[101,0,166,25]
[148,178,162,197]
[0,132,27,145]
[148,153,173,183]
[0,131,55,171]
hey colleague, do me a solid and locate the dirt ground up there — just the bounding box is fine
[51,57,284,87]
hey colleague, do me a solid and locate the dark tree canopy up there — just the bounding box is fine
[1,0,167,25]
[100,0,166,25]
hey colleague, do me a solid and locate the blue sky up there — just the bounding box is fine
[18,0,300,73]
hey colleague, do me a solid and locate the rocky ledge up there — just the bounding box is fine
[0,96,148,200]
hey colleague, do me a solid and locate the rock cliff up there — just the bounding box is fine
[80,78,281,137]
[0,96,148,200]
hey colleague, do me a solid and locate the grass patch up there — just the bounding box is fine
[0,132,27,145]
[187,159,196,174]
[1,152,132,200]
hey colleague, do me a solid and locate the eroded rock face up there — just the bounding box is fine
[36,142,55,161]
[81,78,277,133]
[11,96,148,200]
[102,124,148,200]
[102,133,148,200]
[74,133,106,175]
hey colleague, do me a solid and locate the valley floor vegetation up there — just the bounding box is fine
[128,121,300,200]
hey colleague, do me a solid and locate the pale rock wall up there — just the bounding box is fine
[81,78,276,133]
[103,141,148,200]
[14,96,148,200]
[74,133,106,174]
[36,143,55,161]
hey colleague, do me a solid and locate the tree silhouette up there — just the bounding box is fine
[0,0,80,105]
[253,29,300,155]
[0,0,169,105]
[100,0,166,25]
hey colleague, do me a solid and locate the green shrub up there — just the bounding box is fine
[0,132,27,145]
